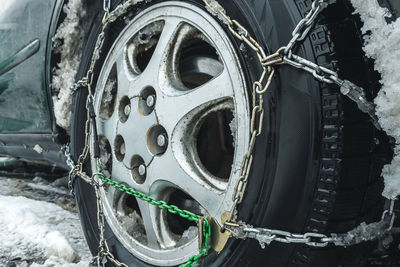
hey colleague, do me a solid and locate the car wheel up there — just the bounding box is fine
[71,0,393,266]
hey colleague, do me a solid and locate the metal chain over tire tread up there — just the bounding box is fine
[291,1,396,265]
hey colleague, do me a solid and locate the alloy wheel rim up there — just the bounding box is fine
[91,1,250,265]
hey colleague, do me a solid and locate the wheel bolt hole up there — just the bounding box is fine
[146,95,155,108]
[147,125,168,156]
[124,105,131,116]
[115,135,126,162]
[138,164,146,176]
[131,155,146,184]
[157,134,167,147]
[119,96,131,123]
[139,86,156,116]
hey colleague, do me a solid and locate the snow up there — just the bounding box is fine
[33,144,44,154]
[351,0,400,199]
[0,177,91,266]
[229,115,237,146]
[52,0,87,131]
[331,220,392,247]
[99,79,117,120]
[176,226,198,247]
[204,0,231,25]
[0,195,90,266]
[116,211,147,245]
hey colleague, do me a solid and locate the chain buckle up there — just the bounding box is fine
[261,47,285,67]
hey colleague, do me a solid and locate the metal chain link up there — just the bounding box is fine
[202,0,276,225]
[64,0,398,264]
[96,161,201,222]
[283,0,336,56]
[262,0,381,129]
[202,0,396,248]
[92,180,128,267]
[93,160,211,266]
[225,199,396,248]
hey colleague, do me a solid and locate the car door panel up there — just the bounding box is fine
[0,0,59,133]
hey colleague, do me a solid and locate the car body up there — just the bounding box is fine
[0,0,63,164]
[0,0,97,168]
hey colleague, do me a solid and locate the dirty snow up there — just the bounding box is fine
[229,115,237,146]
[351,0,400,199]
[0,177,91,266]
[204,0,231,25]
[99,79,117,120]
[176,226,198,247]
[116,211,147,245]
[33,144,44,154]
[52,0,87,131]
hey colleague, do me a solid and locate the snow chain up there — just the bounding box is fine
[64,0,397,266]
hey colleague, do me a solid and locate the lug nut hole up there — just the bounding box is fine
[139,86,156,116]
[119,96,131,123]
[147,125,168,156]
[115,135,126,162]
[131,155,146,184]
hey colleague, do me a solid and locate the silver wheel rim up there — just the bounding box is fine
[91,1,250,265]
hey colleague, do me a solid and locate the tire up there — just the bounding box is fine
[70,0,393,266]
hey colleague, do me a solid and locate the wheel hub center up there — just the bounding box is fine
[115,95,168,176]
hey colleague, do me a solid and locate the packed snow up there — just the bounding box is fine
[99,79,117,120]
[116,211,147,245]
[351,0,400,199]
[0,177,91,267]
[52,0,86,131]
[204,0,231,26]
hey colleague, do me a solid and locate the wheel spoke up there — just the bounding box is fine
[147,150,224,217]
[143,18,182,79]
[157,70,233,134]
[136,199,160,248]
[116,50,138,98]
[97,113,117,144]
[111,156,133,186]
[137,198,177,248]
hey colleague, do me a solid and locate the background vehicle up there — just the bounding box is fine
[0,0,399,266]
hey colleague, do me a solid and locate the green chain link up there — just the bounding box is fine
[181,218,211,267]
[97,163,210,266]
